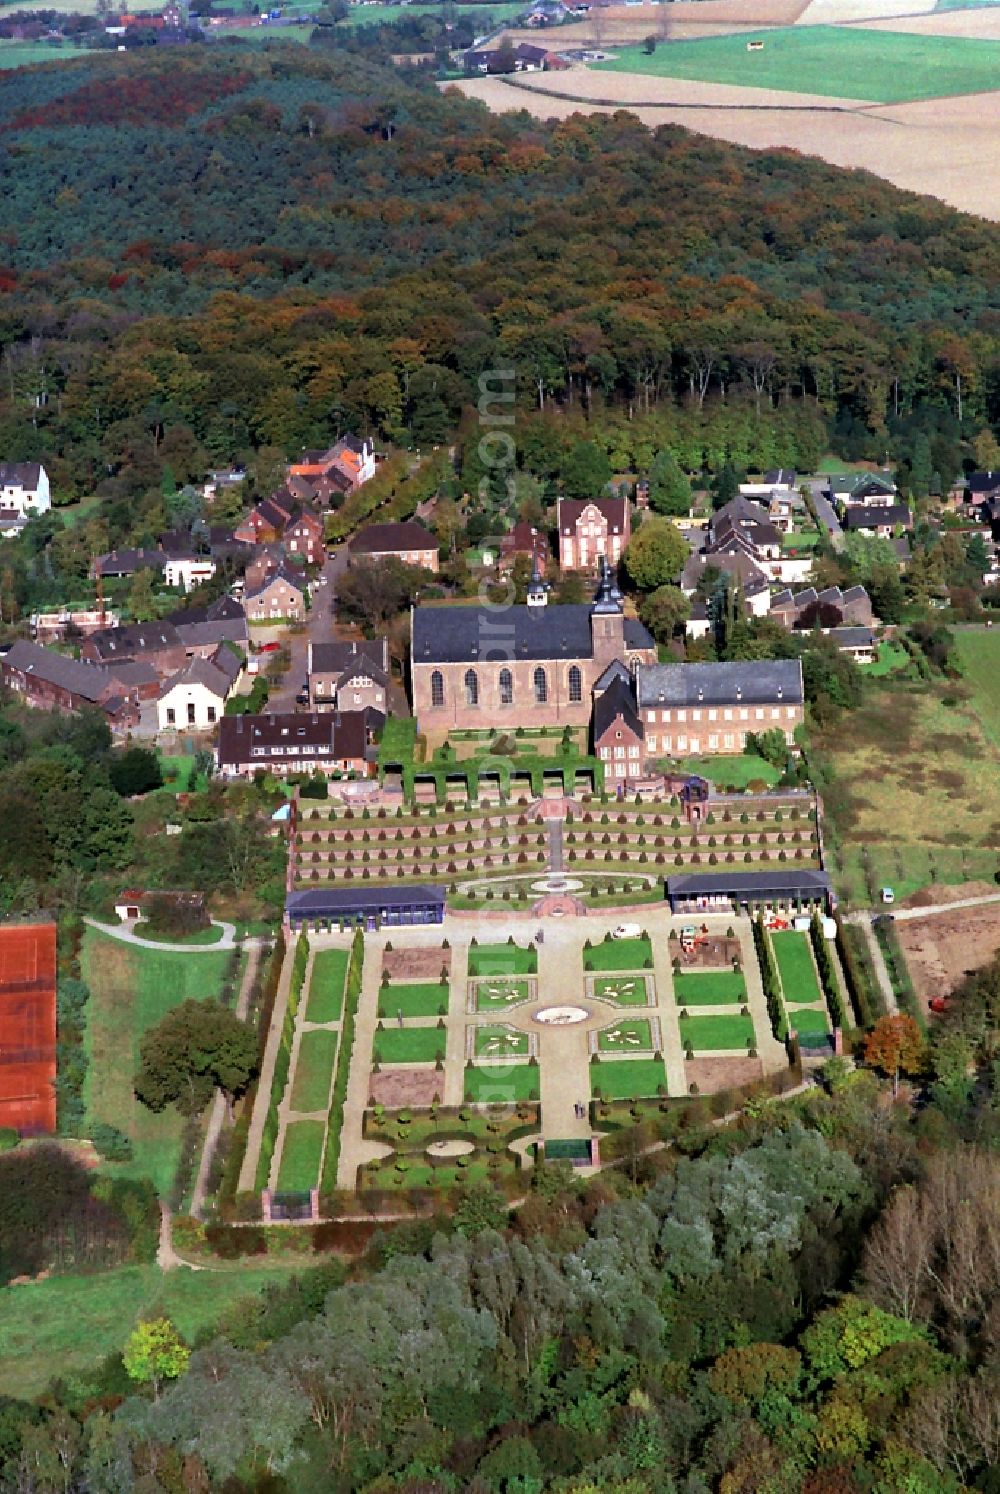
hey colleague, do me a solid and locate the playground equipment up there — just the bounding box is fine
[764,914,790,931]
[679,924,709,953]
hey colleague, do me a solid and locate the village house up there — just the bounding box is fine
[287,436,376,504]
[114,889,206,924]
[234,495,294,547]
[824,626,877,664]
[410,561,655,741]
[92,548,165,580]
[499,521,550,578]
[635,659,804,758]
[557,496,631,572]
[82,620,187,678]
[30,607,122,642]
[241,546,284,596]
[348,520,439,572]
[307,638,390,713]
[842,503,912,539]
[0,462,50,540]
[828,471,898,506]
[156,645,243,732]
[167,595,249,658]
[679,548,772,617]
[244,563,307,622]
[216,708,383,778]
[163,553,217,591]
[284,511,325,567]
[702,495,815,586]
[769,584,874,630]
[593,669,645,785]
[1,640,140,731]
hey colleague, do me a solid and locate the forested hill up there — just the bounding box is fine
[0,44,998,493]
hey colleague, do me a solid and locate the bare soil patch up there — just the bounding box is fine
[900,880,998,910]
[857,9,1000,38]
[678,934,741,969]
[368,1068,442,1107]
[685,1055,764,1093]
[895,902,1000,1013]
[499,0,809,44]
[382,947,451,981]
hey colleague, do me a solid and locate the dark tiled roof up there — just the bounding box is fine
[412,603,654,664]
[217,708,383,766]
[87,622,183,659]
[94,548,165,577]
[0,461,43,490]
[825,627,875,649]
[349,521,435,555]
[593,674,642,741]
[968,470,1000,495]
[593,659,631,692]
[310,639,387,676]
[245,564,305,601]
[558,496,628,534]
[167,595,246,628]
[636,659,803,708]
[667,868,830,896]
[287,884,446,916]
[3,640,118,703]
[842,504,911,530]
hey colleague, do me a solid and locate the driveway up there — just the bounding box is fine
[807,481,845,552]
[266,552,341,713]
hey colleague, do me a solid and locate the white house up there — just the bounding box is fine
[163,554,217,591]
[0,462,51,538]
[157,647,242,732]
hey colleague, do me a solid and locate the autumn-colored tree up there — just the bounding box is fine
[862,1014,926,1094]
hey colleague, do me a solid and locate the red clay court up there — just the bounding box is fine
[0,922,57,1135]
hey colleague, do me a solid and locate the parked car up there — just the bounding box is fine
[258,641,281,654]
[929,997,952,1014]
[611,923,641,939]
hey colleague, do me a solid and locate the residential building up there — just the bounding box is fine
[157,646,242,731]
[233,495,294,546]
[842,503,912,538]
[708,496,783,558]
[163,553,217,591]
[1,640,140,730]
[216,708,383,778]
[593,672,645,784]
[92,548,165,580]
[288,436,376,501]
[824,626,876,663]
[168,595,249,658]
[410,561,655,740]
[30,608,121,642]
[81,621,187,678]
[769,584,874,630]
[114,889,206,923]
[0,462,50,539]
[679,549,771,617]
[242,547,284,595]
[284,511,325,566]
[635,659,804,757]
[557,496,631,572]
[307,638,390,713]
[348,520,439,571]
[499,522,549,578]
[244,564,306,622]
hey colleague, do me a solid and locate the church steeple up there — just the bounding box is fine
[592,555,623,613]
[526,557,549,609]
[589,556,626,666]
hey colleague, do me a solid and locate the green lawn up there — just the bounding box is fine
[0,1263,291,1399]
[133,922,223,946]
[679,1014,756,1051]
[276,1119,325,1190]
[674,969,746,1006]
[0,38,85,66]
[584,936,653,971]
[666,754,779,789]
[771,932,823,1005]
[373,1026,446,1064]
[591,1058,669,1100]
[464,1064,539,1102]
[305,948,348,1023]
[789,1008,831,1037]
[597,1019,654,1053]
[82,931,233,1194]
[865,641,910,678]
[289,1029,337,1113]
[594,975,650,1006]
[377,981,449,1019]
[592,26,1000,103]
[956,631,1000,750]
[468,943,537,977]
[473,977,533,1012]
[474,1025,530,1058]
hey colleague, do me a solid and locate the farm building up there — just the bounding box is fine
[285,885,446,930]
[0,922,57,1135]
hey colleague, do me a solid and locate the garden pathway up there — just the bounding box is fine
[191,943,260,1218]
[847,913,898,1016]
[238,939,296,1193]
[84,917,239,951]
[336,933,405,1188]
[547,821,564,873]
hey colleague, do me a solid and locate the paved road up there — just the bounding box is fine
[805,481,845,553]
[266,552,342,714]
[84,917,239,951]
[890,892,1000,922]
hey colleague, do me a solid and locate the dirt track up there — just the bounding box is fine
[451,73,1000,221]
[499,0,810,45]
[856,8,1000,37]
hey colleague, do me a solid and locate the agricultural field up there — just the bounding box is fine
[815,675,1000,903]
[81,931,238,1195]
[955,630,1000,749]
[0,1264,290,1399]
[591,25,1000,103]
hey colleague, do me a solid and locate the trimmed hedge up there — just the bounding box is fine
[219,937,283,1213]
[810,912,847,1030]
[320,929,365,1194]
[752,915,787,1042]
[835,913,883,1025]
[255,933,308,1192]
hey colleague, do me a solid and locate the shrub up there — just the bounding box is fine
[91,1123,133,1162]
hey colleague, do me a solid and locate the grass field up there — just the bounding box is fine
[276,1119,325,1190]
[82,932,232,1194]
[771,932,823,1004]
[866,641,911,677]
[289,1029,337,1113]
[679,1013,756,1051]
[956,631,1000,749]
[464,1064,538,1102]
[597,1019,654,1053]
[474,1025,530,1057]
[305,948,347,1023]
[668,753,779,789]
[377,981,449,1019]
[0,38,86,65]
[815,678,1000,903]
[133,922,223,946]
[473,977,533,1011]
[594,975,650,1005]
[674,970,746,1006]
[0,1263,290,1399]
[591,1058,668,1099]
[592,26,1000,103]
[373,1026,446,1064]
[584,936,652,971]
[468,943,537,977]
